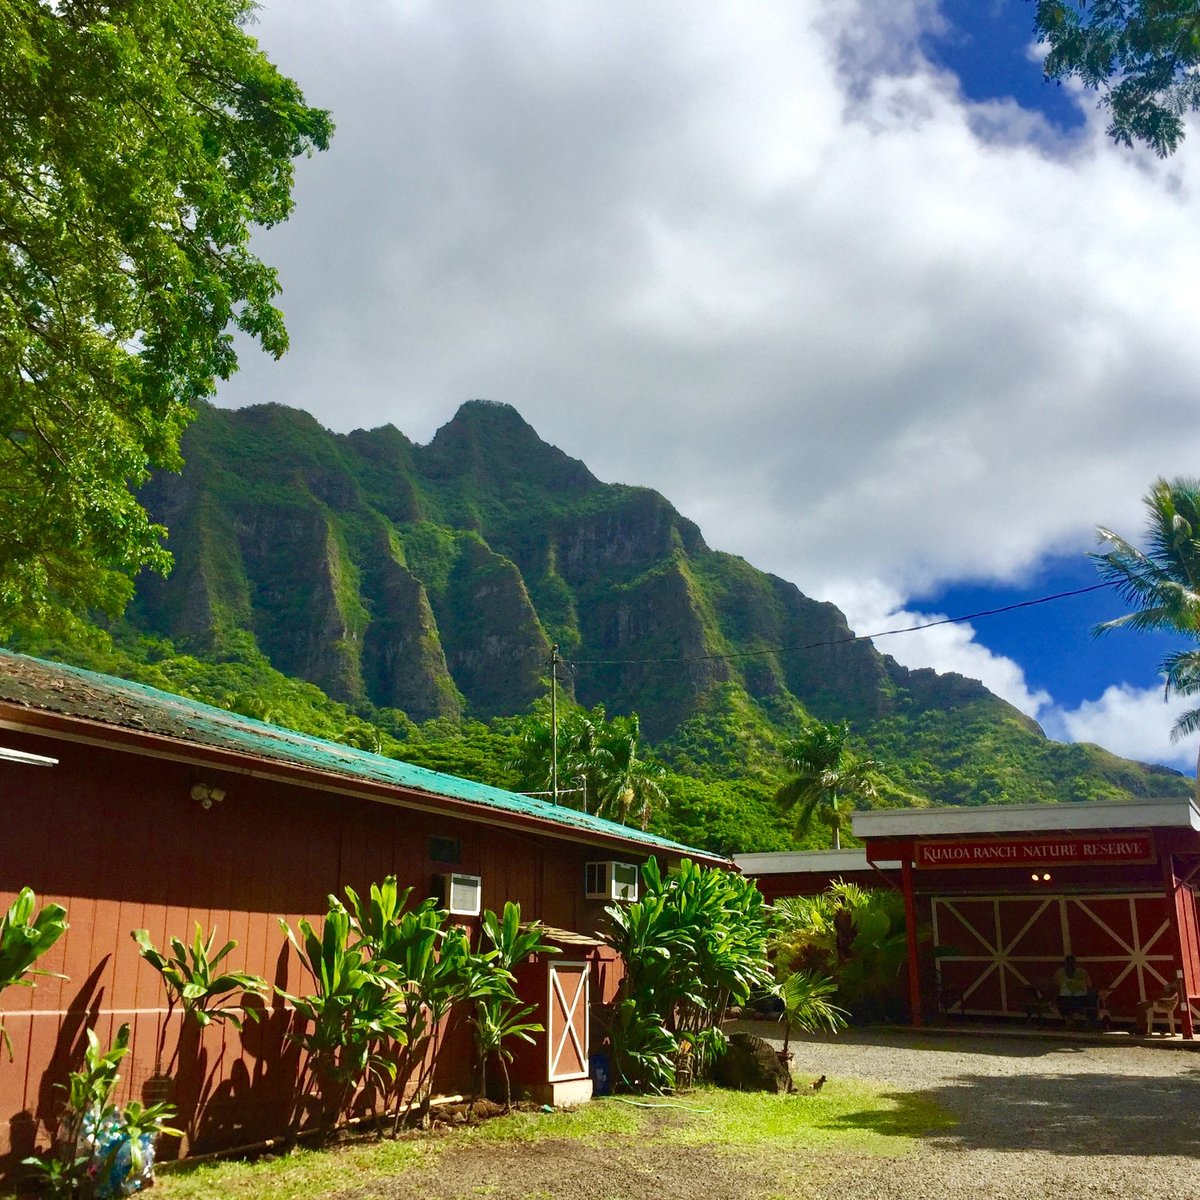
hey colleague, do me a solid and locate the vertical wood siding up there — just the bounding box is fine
[0,730,638,1175]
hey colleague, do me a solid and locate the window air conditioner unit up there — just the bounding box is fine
[436,872,482,916]
[585,861,639,902]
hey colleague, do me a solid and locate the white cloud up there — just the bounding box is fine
[1048,684,1199,773]
[834,581,1052,719]
[215,1,1200,768]
[836,585,1198,774]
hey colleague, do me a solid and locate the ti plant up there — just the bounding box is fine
[279,899,405,1136]
[65,1023,131,1130]
[0,887,68,1058]
[469,902,558,1111]
[28,1023,180,1198]
[132,925,268,1030]
[344,878,463,1131]
[604,858,775,1091]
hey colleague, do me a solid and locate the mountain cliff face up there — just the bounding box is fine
[130,399,1187,810]
[135,400,925,732]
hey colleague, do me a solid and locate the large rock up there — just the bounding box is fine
[712,1032,791,1093]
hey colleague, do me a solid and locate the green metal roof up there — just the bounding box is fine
[0,650,722,861]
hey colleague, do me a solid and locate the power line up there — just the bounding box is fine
[569,581,1115,668]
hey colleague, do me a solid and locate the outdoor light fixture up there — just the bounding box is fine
[190,783,226,810]
[0,745,58,766]
[1043,873,1051,882]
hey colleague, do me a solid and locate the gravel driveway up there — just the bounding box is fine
[730,1020,1200,1200]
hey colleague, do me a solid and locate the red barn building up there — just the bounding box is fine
[739,798,1200,1036]
[0,651,725,1175]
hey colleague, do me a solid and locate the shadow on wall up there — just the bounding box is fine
[171,944,305,1157]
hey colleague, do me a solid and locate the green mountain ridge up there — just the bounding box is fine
[12,398,1188,854]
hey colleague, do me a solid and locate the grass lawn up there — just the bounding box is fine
[156,1080,953,1200]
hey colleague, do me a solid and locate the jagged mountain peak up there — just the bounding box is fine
[424,399,598,493]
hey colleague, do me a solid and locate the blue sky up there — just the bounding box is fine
[916,5,1187,726]
[924,2,1085,133]
[226,1,1200,772]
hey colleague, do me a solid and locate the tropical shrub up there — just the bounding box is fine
[132,925,267,1030]
[342,877,486,1131]
[772,881,912,1023]
[25,1023,180,1198]
[603,858,774,1091]
[0,887,69,1057]
[469,902,557,1110]
[776,969,847,1057]
[279,900,404,1134]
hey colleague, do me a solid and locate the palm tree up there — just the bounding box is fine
[1094,477,1200,754]
[510,706,664,826]
[776,720,879,849]
[594,714,667,829]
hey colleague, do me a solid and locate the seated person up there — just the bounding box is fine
[1053,955,1097,1025]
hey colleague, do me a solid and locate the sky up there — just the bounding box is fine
[215,0,1200,773]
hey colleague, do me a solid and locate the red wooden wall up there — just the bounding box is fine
[0,727,633,1175]
[931,892,1179,1018]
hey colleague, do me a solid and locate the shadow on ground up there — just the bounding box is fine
[882,1069,1200,1155]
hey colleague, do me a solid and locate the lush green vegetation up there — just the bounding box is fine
[603,860,775,1091]
[6,403,1191,858]
[0,2,331,635]
[1036,1,1200,156]
[772,883,914,1026]
[0,888,69,1057]
[1093,476,1200,750]
[509,703,666,826]
[6,882,569,1192]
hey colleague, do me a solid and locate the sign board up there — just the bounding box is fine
[914,831,1156,870]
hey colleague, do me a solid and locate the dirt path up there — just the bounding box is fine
[333,1026,1200,1200]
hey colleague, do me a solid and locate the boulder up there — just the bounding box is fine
[712,1032,792,1093]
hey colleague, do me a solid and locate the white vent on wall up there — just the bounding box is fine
[436,872,482,916]
[585,861,639,902]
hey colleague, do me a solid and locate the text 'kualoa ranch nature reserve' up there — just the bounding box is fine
[913,833,1157,869]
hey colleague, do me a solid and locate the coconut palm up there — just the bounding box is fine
[1094,477,1200,750]
[594,714,667,829]
[776,720,879,849]
[511,705,665,827]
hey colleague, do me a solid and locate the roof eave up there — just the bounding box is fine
[0,701,731,868]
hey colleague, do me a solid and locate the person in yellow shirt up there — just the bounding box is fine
[1053,955,1096,1027]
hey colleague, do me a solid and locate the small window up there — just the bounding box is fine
[429,835,462,864]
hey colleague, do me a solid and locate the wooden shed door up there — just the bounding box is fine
[932,892,1177,1018]
[547,960,590,1081]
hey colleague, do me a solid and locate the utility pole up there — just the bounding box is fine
[550,644,559,805]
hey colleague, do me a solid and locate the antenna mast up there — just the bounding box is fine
[550,644,559,804]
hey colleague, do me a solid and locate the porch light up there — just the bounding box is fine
[190,783,226,809]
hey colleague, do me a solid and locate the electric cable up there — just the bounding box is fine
[568,581,1114,668]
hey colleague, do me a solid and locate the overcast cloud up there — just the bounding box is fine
[217,1,1200,769]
